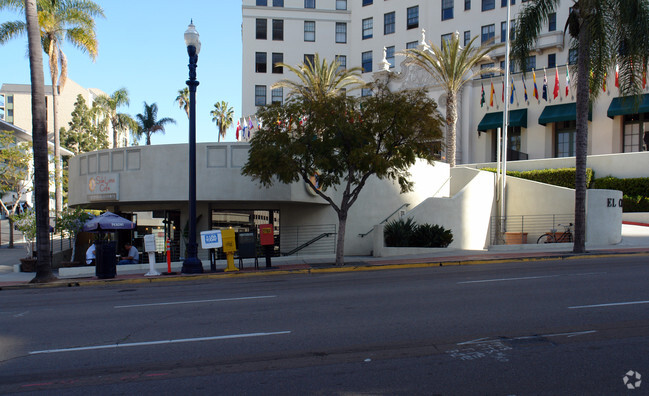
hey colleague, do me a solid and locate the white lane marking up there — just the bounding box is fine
[29,331,291,355]
[457,330,596,345]
[457,275,560,284]
[114,295,276,309]
[568,300,649,309]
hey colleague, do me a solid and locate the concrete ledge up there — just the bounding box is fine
[376,246,457,257]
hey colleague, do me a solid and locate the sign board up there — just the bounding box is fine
[200,230,223,249]
[221,229,236,253]
[87,174,119,202]
[259,224,274,246]
[144,234,156,253]
[237,232,256,258]
[155,232,165,252]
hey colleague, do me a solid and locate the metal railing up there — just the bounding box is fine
[280,224,336,256]
[490,214,574,245]
[358,203,411,238]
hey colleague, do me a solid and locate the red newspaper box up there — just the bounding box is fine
[259,224,274,246]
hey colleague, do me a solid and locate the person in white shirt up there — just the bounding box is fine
[86,243,96,266]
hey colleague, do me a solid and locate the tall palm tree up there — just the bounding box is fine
[25,0,55,282]
[175,87,190,119]
[135,102,176,145]
[210,101,234,142]
[272,53,365,101]
[94,88,136,148]
[0,0,104,214]
[512,0,649,253]
[401,33,503,167]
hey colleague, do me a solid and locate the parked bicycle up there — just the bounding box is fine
[537,223,573,244]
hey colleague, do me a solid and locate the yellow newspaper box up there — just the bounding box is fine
[221,229,236,253]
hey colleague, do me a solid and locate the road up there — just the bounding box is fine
[1,256,648,394]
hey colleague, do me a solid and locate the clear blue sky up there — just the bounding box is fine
[0,1,243,145]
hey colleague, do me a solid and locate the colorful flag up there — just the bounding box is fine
[242,119,248,139]
[643,65,647,89]
[603,72,607,92]
[235,119,241,141]
[501,80,504,103]
[532,69,539,100]
[490,82,495,107]
[565,67,570,96]
[248,117,253,138]
[542,69,548,101]
[522,75,528,101]
[510,77,516,104]
[480,84,485,107]
[553,67,560,99]
[615,64,619,88]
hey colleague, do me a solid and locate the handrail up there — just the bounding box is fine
[282,232,336,256]
[433,176,451,197]
[358,203,410,238]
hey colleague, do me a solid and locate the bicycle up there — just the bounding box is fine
[537,223,573,244]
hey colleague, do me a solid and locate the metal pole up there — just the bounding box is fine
[501,0,512,234]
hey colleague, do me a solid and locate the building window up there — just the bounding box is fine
[273,0,283,6]
[256,0,267,5]
[623,113,649,152]
[501,0,515,6]
[304,0,315,8]
[255,85,266,106]
[384,12,395,35]
[272,19,284,41]
[304,21,315,42]
[255,52,267,73]
[335,55,347,71]
[407,6,419,29]
[336,22,347,43]
[549,13,557,31]
[272,52,283,73]
[363,0,372,5]
[482,0,495,11]
[548,53,556,68]
[481,63,495,78]
[501,21,507,42]
[442,0,453,20]
[481,24,495,44]
[464,30,471,46]
[556,120,576,157]
[406,41,418,49]
[271,87,283,104]
[362,18,373,39]
[362,51,372,73]
[256,19,267,40]
[336,0,346,10]
[526,55,536,71]
[304,54,315,67]
[568,49,577,65]
[386,45,395,68]
[441,33,453,46]
[465,0,471,10]
[361,87,373,97]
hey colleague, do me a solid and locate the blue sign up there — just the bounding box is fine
[200,230,223,249]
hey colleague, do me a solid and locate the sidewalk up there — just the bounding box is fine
[2,224,648,289]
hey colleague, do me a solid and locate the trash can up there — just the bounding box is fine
[95,241,116,279]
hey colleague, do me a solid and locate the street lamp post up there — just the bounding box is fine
[182,21,203,274]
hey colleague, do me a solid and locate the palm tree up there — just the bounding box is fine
[272,53,365,101]
[210,101,234,142]
[25,0,55,282]
[0,0,104,214]
[94,88,136,149]
[512,0,649,253]
[135,102,176,145]
[401,33,503,167]
[175,87,190,119]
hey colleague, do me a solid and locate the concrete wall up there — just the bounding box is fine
[587,189,623,246]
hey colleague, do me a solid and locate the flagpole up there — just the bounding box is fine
[501,0,512,238]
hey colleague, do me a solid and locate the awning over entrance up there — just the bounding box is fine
[477,109,527,132]
[607,94,649,119]
[538,102,591,126]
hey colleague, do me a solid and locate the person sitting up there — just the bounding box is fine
[86,243,96,266]
[118,242,139,265]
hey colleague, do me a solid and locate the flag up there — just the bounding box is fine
[615,64,619,88]
[565,67,570,96]
[501,80,504,103]
[602,72,607,92]
[521,75,528,102]
[532,69,539,100]
[490,82,495,107]
[643,65,647,89]
[542,69,548,101]
[480,84,485,107]
[553,67,560,99]
[235,119,241,141]
[248,117,253,138]
[510,77,516,104]
[242,119,248,139]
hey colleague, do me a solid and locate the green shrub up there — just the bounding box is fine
[384,218,453,248]
[480,167,593,189]
[384,217,417,247]
[592,176,649,197]
[622,195,649,212]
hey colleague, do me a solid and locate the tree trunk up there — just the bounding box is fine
[573,27,590,253]
[25,0,56,283]
[446,92,458,167]
[52,83,62,214]
[335,209,347,266]
[112,118,118,148]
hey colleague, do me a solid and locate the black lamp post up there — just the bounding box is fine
[182,21,203,274]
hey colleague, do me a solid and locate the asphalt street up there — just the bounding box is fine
[0,255,647,394]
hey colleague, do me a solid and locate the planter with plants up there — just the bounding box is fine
[384,217,453,248]
[10,210,37,272]
[55,207,93,267]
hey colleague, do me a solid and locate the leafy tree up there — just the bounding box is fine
[0,0,105,213]
[175,87,190,119]
[512,0,649,253]
[0,130,32,248]
[134,102,176,145]
[242,82,444,266]
[93,88,136,148]
[401,33,503,167]
[61,94,109,154]
[210,100,234,142]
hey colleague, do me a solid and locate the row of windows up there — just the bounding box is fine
[255,53,350,74]
[362,6,418,40]
[256,19,348,43]
[256,0,347,10]
[254,85,284,106]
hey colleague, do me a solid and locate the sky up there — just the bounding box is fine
[0,1,243,145]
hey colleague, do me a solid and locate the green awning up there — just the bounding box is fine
[607,94,649,118]
[477,109,527,132]
[538,102,591,126]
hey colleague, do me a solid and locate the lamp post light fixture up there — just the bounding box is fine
[182,20,203,274]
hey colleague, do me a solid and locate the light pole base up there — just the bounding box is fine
[182,256,203,274]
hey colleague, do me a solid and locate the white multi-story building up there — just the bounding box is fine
[242,0,649,164]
